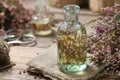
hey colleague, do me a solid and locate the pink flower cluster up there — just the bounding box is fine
[0,0,32,36]
[87,3,120,78]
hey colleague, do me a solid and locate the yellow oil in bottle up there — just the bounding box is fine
[31,18,52,36]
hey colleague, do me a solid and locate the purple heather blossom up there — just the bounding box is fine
[9,5,17,11]
[114,3,120,8]
[91,35,99,41]
[105,45,111,54]
[103,7,114,14]
[0,12,5,23]
[88,3,120,78]
[0,2,8,8]
[118,72,120,76]
[0,0,32,37]
[95,25,106,34]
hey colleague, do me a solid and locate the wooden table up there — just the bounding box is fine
[0,46,48,80]
[0,1,99,80]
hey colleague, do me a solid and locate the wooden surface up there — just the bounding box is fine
[0,11,98,80]
[0,1,99,80]
[27,44,101,80]
[0,46,48,80]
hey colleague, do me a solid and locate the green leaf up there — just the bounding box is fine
[115,14,120,21]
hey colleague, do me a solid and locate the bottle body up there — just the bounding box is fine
[57,5,87,75]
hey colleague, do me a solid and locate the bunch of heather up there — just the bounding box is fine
[87,3,120,79]
[0,0,32,37]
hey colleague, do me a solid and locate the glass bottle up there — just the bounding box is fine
[30,1,52,36]
[57,4,87,75]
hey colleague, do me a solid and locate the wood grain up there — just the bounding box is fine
[0,46,48,80]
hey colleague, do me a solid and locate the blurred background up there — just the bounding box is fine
[0,0,119,48]
[22,0,119,47]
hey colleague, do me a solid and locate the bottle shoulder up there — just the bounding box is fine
[57,22,86,36]
[58,22,85,30]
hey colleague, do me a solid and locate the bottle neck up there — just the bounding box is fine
[64,12,79,23]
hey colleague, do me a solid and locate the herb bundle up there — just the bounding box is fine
[0,0,32,36]
[87,3,120,79]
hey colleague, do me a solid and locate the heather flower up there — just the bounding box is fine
[86,3,120,79]
[95,24,106,34]
[0,0,32,36]
[0,12,5,23]
[0,2,8,8]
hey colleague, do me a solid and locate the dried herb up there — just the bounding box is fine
[87,3,120,79]
[0,0,32,37]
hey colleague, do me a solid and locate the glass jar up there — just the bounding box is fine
[30,2,52,36]
[57,4,87,75]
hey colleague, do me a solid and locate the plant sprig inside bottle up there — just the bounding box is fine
[57,5,87,75]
